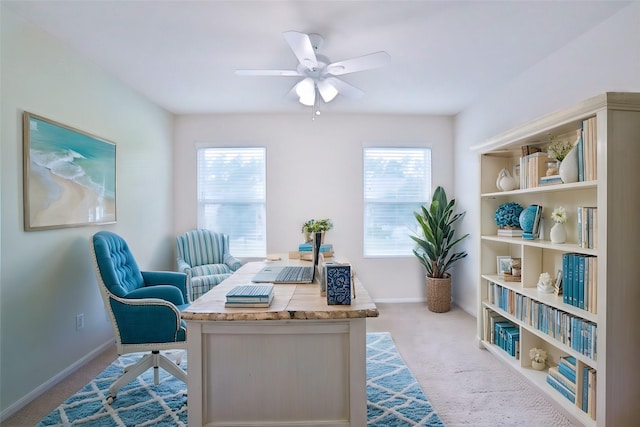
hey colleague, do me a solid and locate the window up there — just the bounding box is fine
[197,147,266,257]
[363,147,431,257]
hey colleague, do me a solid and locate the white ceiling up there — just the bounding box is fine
[3,0,631,115]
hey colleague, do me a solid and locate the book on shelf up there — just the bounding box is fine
[226,284,274,303]
[582,116,598,181]
[558,356,577,382]
[497,228,523,237]
[577,206,597,249]
[482,308,508,344]
[561,253,597,314]
[587,367,597,419]
[548,366,577,394]
[577,130,584,182]
[522,205,542,240]
[539,174,562,186]
[546,373,576,404]
[519,152,549,189]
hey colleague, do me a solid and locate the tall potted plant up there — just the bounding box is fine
[410,186,469,312]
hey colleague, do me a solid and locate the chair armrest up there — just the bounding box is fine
[141,271,188,302]
[109,296,186,344]
[224,254,243,271]
[129,284,187,306]
[177,258,193,276]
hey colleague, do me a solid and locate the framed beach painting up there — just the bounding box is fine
[23,112,116,230]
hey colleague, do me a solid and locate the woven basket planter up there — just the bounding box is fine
[426,276,451,313]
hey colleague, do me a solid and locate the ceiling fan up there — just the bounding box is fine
[235,31,390,115]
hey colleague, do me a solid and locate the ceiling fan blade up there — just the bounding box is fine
[235,69,302,76]
[283,31,318,70]
[326,51,390,76]
[324,77,364,99]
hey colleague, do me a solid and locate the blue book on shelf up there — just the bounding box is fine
[572,254,579,307]
[577,131,584,182]
[562,253,570,305]
[547,374,576,403]
[548,367,576,393]
[558,356,577,383]
[503,327,519,357]
[578,255,586,310]
[582,366,590,412]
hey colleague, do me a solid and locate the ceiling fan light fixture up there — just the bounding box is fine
[299,93,315,107]
[236,31,390,118]
[317,79,338,103]
[295,77,314,97]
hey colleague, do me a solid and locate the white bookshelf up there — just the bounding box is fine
[474,93,640,426]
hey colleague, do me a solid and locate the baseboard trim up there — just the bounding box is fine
[0,339,113,422]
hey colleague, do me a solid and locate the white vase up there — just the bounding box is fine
[550,222,566,244]
[531,360,546,371]
[559,145,579,183]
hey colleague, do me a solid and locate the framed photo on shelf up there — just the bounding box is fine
[497,256,512,276]
[23,112,117,231]
[554,269,563,296]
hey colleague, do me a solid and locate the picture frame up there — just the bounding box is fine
[554,269,563,296]
[497,256,512,276]
[23,112,117,230]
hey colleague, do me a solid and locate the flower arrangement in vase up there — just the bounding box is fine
[549,206,567,244]
[529,347,548,370]
[548,133,579,183]
[547,135,573,163]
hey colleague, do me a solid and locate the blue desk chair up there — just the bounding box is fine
[176,229,242,301]
[91,231,188,404]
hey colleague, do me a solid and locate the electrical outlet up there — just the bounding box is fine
[76,313,84,330]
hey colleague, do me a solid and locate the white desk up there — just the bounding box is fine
[181,257,378,427]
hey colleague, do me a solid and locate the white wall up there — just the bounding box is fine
[0,8,175,418]
[452,1,640,315]
[173,113,454,301]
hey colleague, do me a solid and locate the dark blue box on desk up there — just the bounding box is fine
[326,264,351,305]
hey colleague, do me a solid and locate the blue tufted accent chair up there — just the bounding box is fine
[91,231,188,404]
[176,229,243,301]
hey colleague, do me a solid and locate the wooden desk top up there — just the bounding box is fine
[181,257,379,321]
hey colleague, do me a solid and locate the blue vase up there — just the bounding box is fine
[519,205,538,235]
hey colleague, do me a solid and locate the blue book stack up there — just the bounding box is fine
[225,284,274,307]
[299,243,333,252]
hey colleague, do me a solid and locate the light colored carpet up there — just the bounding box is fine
[367,303,576,427]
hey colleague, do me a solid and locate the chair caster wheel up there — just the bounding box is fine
[106,395,116,405]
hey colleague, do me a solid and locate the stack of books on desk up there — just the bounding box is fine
[225,284,274,308]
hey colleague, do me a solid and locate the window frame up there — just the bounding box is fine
[196,146,266,257]
[362,146,432,258]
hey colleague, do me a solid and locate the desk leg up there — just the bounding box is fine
[349,318,367,426]
[187,322,203,427]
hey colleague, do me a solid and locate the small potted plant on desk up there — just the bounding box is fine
[301,218,333,243]
[410,186,469,313]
